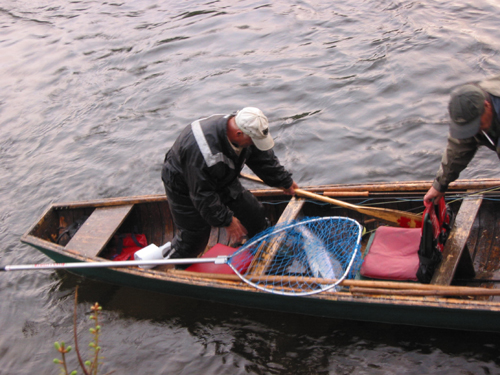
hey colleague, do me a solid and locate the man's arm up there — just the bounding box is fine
[434,136,478,191]
[425,136,478,203]
[245,148,294,190]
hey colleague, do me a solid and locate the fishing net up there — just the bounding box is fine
[227,216,363,296]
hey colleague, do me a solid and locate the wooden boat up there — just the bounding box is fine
[20,177,500,332]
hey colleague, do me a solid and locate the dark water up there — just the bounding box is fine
[1,0,500,373]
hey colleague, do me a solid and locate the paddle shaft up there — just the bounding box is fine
[240,173,422,228]
[1,256,230,272]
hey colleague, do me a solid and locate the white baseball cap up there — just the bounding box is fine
[235,107,274,151]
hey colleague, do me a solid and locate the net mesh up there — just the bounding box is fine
[227,216,363,296]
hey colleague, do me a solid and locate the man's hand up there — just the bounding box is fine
[424,186,445,204]
[282,181,299,195]
[225,216,248,245]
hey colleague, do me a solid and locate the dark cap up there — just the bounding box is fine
[448,84,485,139]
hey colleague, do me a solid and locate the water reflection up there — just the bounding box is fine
[50,271,500,374]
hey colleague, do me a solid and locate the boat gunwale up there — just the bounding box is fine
[42,177,500,209]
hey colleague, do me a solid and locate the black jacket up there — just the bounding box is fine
[162,114,294,227]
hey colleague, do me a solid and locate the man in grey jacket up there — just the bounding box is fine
[424,75,500,203]
[162,107,298,260]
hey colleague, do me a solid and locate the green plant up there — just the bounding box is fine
[53,341,76,375]
[53,287,111,375]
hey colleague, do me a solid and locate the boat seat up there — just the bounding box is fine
[248,196,306,275]
[360,226,421,281]
[431,194,482,285]
[65,204,134,258]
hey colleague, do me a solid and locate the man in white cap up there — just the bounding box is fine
[162,107,298,261]
[424,75,500,204]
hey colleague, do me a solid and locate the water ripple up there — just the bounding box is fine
[1,0,500,373]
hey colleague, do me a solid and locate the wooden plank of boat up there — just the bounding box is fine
[431,193,483,285]
[246,178,500,194]
[172,270,500,296]
[324,191,370,197]
[65,204,134,258]
[248,196,305,275]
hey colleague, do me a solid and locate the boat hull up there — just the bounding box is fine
[21,179,500,332]
[28,240,500,333]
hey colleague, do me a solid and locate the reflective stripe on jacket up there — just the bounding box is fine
[162,114,293,227]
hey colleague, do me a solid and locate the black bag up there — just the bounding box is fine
[416,198,453,283]
[56,216,89,246]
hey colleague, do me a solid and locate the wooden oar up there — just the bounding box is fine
[172,270,459,291]
[240,173,422,228]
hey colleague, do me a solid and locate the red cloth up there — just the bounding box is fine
[185,243,252,275]
[360,226,421,281]
[113,233,148,261]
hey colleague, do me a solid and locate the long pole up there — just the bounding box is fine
[6,260,500,296]
[172,270,500,296]
[241,173,422,228]
[1,256,229,272]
